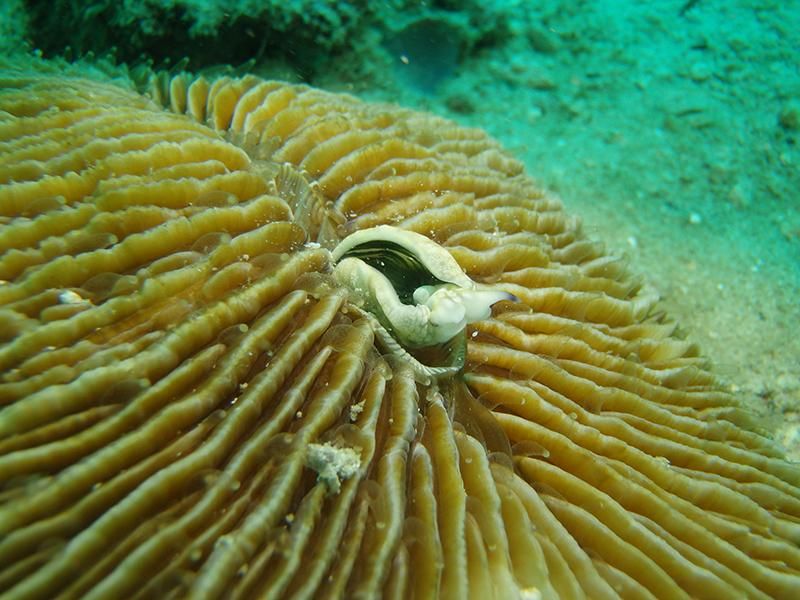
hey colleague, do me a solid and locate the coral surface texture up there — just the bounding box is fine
[0,66,799,599]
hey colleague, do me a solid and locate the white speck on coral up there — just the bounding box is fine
[306,442,361,495]
[349,398,365,422]
[519,586,542,600]
[59,290,86,304]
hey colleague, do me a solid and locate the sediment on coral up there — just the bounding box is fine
[0,63,799,599]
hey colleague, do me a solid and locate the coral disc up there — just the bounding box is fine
[0,66,799,599]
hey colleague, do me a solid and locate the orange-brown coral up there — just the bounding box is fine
[0,65,799,599]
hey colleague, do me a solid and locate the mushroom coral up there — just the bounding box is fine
[0,65,799,599]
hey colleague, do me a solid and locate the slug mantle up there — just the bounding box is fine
[331,226,514,379]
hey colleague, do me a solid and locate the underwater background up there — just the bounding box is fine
[1,0,798,456]
[3,2,800,597]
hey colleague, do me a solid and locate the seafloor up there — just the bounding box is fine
[2,0,799,454]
